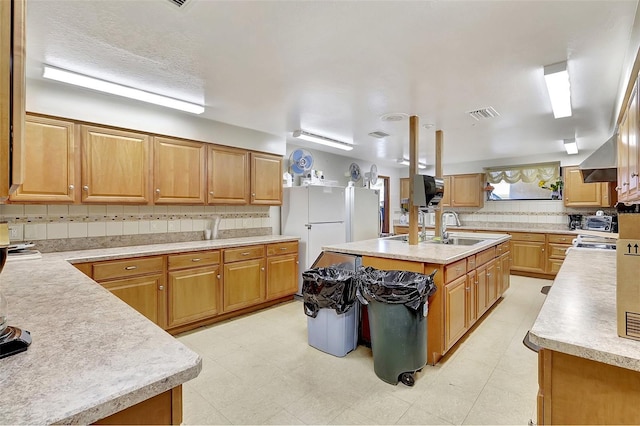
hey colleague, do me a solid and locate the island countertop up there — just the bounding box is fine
[529,248,640,372]
[322,232,511,264]
[0,235,298,424]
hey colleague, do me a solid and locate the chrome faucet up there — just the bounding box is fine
[441,211,461,243]
[419,210,428,242]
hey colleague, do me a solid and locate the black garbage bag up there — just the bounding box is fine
[302,268,356,318]
[356,266,437,311]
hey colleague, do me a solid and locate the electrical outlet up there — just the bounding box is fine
[9,225,23,241]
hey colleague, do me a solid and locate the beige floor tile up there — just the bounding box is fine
[485,366,538,399]
[411,384,479,425]
[434,357,495,397]
[283,391,351,425]
[349,390,412,425]
[462,384,536,425]
[214,346,287,388]
[329,407,378,425]
[263,409,305,425]
[396,405,454,425]
[182,384,232,425]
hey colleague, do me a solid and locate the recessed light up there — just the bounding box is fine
[422,124,434,129]
[380,113,409,122]
[368,131,390,139]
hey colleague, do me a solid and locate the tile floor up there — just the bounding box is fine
[177,275,549,425]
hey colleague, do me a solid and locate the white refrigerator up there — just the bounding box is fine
[345,186,380,242]
[282,185,347,294]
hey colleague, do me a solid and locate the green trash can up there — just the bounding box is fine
[357,267,437,387]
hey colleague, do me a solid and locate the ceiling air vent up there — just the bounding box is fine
[380,113,409,122]
[368,131,390,139]
[467,107,500,121]
[167,0,189,7]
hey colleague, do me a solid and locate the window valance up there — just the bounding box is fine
[484,162,560,184]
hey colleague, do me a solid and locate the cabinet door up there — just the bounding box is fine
[400,178,410,204]
[167,265,220,328]
[487,258,497,305]
[445,274,468,350]
[81,125,150,203]
[10,115,78,203]
[618,112,630,202]
[451,174,483,207]
[629,83,639,200]
[207,145,249,204]
[467,270,477,326]
[153,137,206,204]
[500,252,510,294]
[101,274,166,328]
[223,258,266,313]
[511,240,546,274]
[476,264,488,317]
[440,176,451,207]
[250,153,282,205]
[266,253,298,300]
[563,166,608,207]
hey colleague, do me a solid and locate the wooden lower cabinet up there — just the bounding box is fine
[486,258,498,306]
[95,386,182,425]
[499,252,510,294]
[511,239,546,274]
[167,266,221,328]
[538,349,640,425]
[101,274,167,329]
[467,270,477,325]
[445,275,468,350]
[266,253,298,300]
[476,263,489,317]
[223,258,266,313]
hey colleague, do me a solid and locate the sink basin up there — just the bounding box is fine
[387,235,409,242]
[424,237,484,246]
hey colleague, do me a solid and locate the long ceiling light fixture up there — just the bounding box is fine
[397,158,427,169]
[543,61,572,119]
[292,130,353,151]
[42,65,205,114]
[564,138,578,155]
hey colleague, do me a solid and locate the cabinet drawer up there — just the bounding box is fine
[476,247,496,267]
[467,255,477,271]
[224,245,265,263]
[548,243,570,260]
[496,241,510,255]
[547,259,564,275]
[168,250,220,270]
[509,232,545,242]
[445,259,467,283]
[267,241,298,256]
[93,257,164,281]
[547,234,573,244]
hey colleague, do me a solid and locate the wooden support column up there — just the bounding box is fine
[408,116,420,245]
[434,130,443,238]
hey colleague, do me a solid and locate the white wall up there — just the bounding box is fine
[26,79,285,155]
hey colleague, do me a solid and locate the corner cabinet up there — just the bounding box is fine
[10,115,79,203]
[207,145,250,205]
[563,166,615,207]
[250,153,282,205]
[0,0,25,200]
[81,125,151,204]
[153,136,206,204]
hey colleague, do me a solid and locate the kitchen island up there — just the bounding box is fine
[0,235,297,424]
[323,232,512,364]
[529,248,640,425]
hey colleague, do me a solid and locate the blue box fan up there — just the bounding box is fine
[290,149,314,175]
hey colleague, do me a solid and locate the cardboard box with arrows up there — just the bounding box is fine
[617,212,640,340]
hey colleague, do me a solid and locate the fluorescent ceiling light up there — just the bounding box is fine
[42,65,205,114]
[292,130,353,151]
[544,61,572,119]
[564,138,578,155]
[397,158,427,169]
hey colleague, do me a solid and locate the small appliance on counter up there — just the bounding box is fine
[0,223,32,359]
[584,214,613,232]
[568,214,583,230]
[412,175,444,207]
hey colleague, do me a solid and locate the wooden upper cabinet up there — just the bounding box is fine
[450,173,483,207]
[628,83,639,199]
[153,136,206,204]
[400,178,410,204]
[250,152,282,205]
[441,175,452,207]
[207,145,249,204]
[0,0,26,200]
[10,115,78,203]
[563,166,615,207]
[81,125,151,204]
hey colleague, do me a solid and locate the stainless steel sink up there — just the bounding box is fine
[387,235,409,242]
[424,237,484,246]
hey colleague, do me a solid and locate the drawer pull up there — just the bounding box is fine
[124,266,137,270]
[191,258,201,262]
[280,247,288,250]
[159,285,164,291]
[217,274,221,279]
[242,252,250,256]
[261,267,265,271]
[456,267,461,273]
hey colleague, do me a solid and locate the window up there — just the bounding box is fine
[484,162,562,200]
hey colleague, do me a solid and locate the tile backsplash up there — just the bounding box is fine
[0,204,277,252]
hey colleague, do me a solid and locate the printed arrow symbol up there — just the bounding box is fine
[629,243,633,254]
[636,244,639,254]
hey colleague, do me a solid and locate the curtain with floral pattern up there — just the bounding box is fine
[484,162,560,184]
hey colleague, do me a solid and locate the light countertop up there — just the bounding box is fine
[529,248,640,372]
[323,232,511,264]
[0,235,298,424]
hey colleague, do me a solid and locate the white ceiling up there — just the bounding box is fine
[25,0,638,169]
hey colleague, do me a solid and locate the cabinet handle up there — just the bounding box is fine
[209,191,214,195]
[69,184,75,191]
[252,193,256,197]
[616,186,621,191]
[487,273,491,277]
[217,274,221,279]
[624,182,629,186]
[82,185,89,191]
[296,261,299,264]
[159,285,164,291]
[242,252,250,256]
[632,173,639,178]
[542,248,545,252]
[192,258,201,262]
[456,267,461,273]
[465,287,470,292]
[124,265,137,270]
[156,188,161,194]
[280,247,288,250]
[261,267,265,271]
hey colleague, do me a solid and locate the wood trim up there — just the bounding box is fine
[408,116,419,245]
[10,0,25,193]
[617,45,640,127]
[434,130,443,236]
[94,386,182,425]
